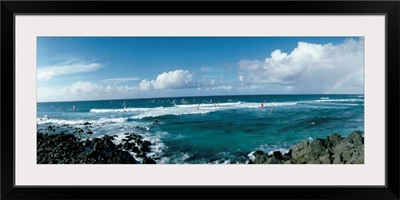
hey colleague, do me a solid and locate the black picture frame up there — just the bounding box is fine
[1,1,399,199]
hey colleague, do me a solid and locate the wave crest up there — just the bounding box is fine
[37,117,127,125]
[90,107,163,113]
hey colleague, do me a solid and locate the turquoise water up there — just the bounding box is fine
[37,94,364,164]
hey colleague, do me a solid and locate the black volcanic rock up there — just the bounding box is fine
[142,157,157,164]
[37,131,156,164]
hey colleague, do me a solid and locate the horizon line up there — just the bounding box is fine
[37,93,364,104]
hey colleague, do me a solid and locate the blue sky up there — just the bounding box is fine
[37,37,364,102]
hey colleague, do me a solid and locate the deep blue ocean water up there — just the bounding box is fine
[37,94,364,164]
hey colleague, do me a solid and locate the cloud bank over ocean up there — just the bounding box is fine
[37,37,363,102]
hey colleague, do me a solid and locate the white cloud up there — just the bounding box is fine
[63,81,104,94]
[62,81,138,95]
[38,80,232,102]
[139,70,196,90]
[238,75,244,82]
[205,85,233,91]
[38,81,139,101]
[199,67,215,72]
[209,80,216,85]
[139,80,153,90]
[238,39,364,94]
[101,77,140,84]
[37,61,104,80]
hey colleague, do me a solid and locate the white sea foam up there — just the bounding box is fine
[344,103,360,106]
[164,101,294,110]
[130,107,214,119]
[313,98,363,102]
[141,131,169,153]
[208,159,234,164]
[319,103,360,107]
[256,143,291,158]
[238,102,298,108]
[39,101,300,126]
[128,101,297,119]
[90,107,163,113]
[111,133,129,145]
[158,152,192,164]
[103,129,168,164]
[175,101,241,108]
[36,117,127,125]
[267,148,291,156]
[247,151,256,162]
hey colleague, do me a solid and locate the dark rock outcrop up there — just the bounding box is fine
[37,131,157,164]
[142,157,157,164]
[250,131,364,164]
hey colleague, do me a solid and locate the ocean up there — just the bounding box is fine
[37,94,364,164]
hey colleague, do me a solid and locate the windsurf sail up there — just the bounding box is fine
[269,99,275,114]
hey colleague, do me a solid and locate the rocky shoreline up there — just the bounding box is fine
[248,131,364,164]
[37,129,157,164]
[38,125,364,164]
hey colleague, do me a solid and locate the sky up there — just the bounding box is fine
[37,37,364,102]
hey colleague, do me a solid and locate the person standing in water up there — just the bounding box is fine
[261,100,265,109]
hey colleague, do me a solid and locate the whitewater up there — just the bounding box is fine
[37,94,364,164]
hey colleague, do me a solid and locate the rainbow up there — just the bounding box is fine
[323,68,364,94]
